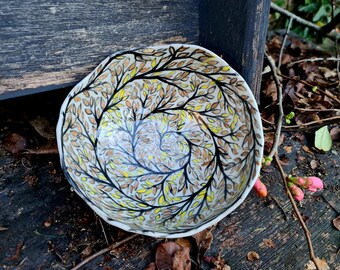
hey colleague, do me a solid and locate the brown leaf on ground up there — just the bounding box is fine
[302,145,314,155]
[204,252,231,270]
[192,228,214,262]
[247,251,260,261]
[298,155,306,161]
[305,258,330,270]
[281,54,293,66]
[283,145,293,153]
[264,79,278,102]
[29,116,56,139]
[80,244,93,258]
[23,174,39,187]
[279,156,290,166]
[332,216,340,231]
[155,242,181,270]
[172,246,191,270]
[264,133,285,154]
[318,67,337,79]
[261,238,276,248]
[175,238,191,249]
[2,133,27,155]
[6,241,24,261]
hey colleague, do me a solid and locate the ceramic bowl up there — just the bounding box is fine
[57,44,264,238]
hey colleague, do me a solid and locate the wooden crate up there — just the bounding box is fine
[0,0,270,100]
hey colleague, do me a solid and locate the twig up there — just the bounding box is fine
[278,17,293,69]
[17,256,28,267]
[270,2,340,41]
[295,108,340,112]
[264,52,284,159]
[273,155,321,270]
[333,5,340,86]
[70,234,138,270]
[263,115,340,132]
[278,74,340,105]
[269,194,288,220]
[24,148,59,155]
[97,216,109,246]
[287,57,340,67]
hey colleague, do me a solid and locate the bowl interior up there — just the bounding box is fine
[57,44,263,238]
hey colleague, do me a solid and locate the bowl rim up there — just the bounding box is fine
[56,43,264,238]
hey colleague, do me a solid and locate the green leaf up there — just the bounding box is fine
[313,4,331,22]
[315,126,332,151]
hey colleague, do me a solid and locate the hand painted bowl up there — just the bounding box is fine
[57,44,264,238]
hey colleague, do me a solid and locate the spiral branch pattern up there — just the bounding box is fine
[57,44,263,237]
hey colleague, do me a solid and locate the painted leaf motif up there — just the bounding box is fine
[58,44,263,236]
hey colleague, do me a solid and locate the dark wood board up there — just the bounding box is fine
[0,0,270,100]
[200,0,271,101]
[0,0,199,99]
[0,90,339,269]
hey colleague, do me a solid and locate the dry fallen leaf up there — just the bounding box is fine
[279,156,290,165]
[80,244,93,257]
[283,145,293,154]
[204,252,231,270]
[305,258,330,270]
[6,241,24,261]
[247,251,260,261]
[264,133,285,154]
[302,145,314,155]
[261,238,276,248]
[172,246,191,270]
[155,242,181,270]
[29,117,56,139]
[175,238,192,249]
[332,216,340,231]
[2,133,27,155]
[192,228,214,263]
[23,174,39,187]
[318,67,337,79]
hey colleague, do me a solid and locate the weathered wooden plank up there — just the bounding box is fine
[199,0,271,100]
[0,91,338,268]
[0,0,199,99]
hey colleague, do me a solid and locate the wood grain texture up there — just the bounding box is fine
[0,0,198,99]
[0,92,338,269]
[199,0,271,101]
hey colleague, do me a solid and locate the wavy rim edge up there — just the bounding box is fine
[56,44,264,238]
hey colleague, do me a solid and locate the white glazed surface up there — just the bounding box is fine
[56,44,264,238]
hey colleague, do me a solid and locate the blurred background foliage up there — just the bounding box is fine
[270,0,339,47]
